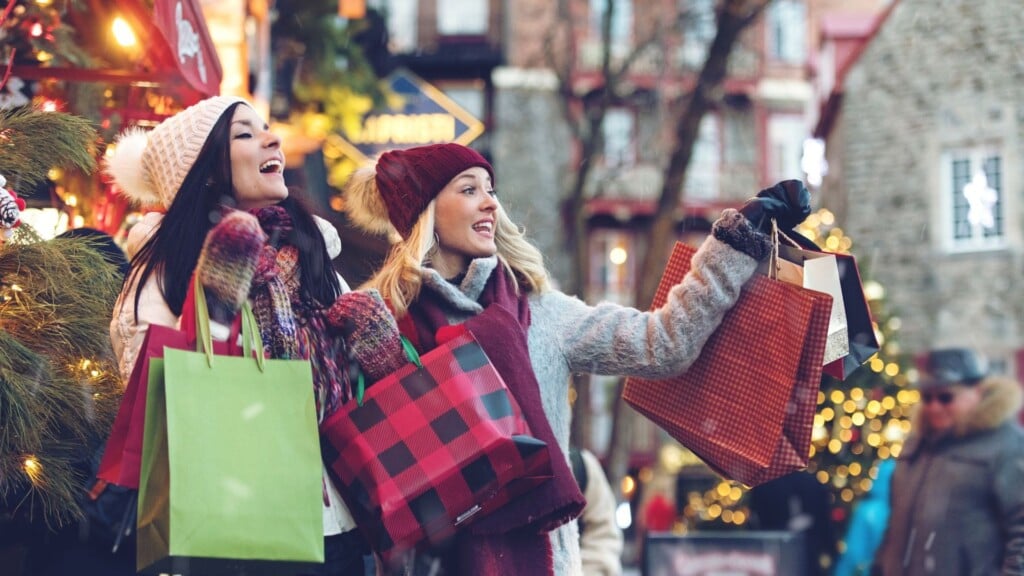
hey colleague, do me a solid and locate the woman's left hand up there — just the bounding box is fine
[325,289,406,382]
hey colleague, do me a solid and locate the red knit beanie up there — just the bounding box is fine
[375,143,494,239]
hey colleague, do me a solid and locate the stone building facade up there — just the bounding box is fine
[819,0,1024,376]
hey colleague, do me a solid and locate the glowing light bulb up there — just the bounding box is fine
[112,17,137,47]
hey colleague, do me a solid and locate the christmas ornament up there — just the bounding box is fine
[0,174,26,239]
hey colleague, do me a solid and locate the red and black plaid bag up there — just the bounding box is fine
[320,328,553,563]
[624,241,832,487]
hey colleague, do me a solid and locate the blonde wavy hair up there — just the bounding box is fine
[348,167,551,318]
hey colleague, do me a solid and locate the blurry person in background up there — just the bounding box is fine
[875,348,1024,576]
[570,447,624,576]
[833,458,895,576]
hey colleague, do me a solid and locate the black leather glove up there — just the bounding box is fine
[738,179,812,233]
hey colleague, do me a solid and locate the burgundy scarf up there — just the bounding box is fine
[405,265,586,575]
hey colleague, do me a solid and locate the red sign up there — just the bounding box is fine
[153,0,223,98]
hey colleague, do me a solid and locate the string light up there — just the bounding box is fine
[23,456,43,483]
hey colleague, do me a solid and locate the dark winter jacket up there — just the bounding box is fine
[876,376,1024,576]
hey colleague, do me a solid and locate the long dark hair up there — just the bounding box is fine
[127,102,340,318]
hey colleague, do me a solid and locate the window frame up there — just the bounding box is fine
[940,147,1006,253]
[437,0,489,36]
[765,0,807,64]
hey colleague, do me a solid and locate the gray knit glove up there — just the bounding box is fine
[712,208,772,261]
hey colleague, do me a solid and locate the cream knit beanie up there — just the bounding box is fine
[106,95,247,208]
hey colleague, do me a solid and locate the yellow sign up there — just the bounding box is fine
[333,69,485,162]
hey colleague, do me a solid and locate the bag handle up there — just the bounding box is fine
[181,274,244,353]
[192,275,266,371]
[354,336,421,407]
[768,218,782,280]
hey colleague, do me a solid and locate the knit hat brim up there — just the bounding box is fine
[106,96,248,208]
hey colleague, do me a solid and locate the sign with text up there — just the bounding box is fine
[333,69,484,162]
[643,532,807,576]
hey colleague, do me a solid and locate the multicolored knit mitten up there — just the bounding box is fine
[325,289,406,383]
[196,211,267,311]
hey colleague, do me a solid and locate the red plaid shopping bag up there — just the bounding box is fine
[624,242,832,487]
[320,329,553,564]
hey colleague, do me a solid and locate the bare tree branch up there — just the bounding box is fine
[605,0,772,500]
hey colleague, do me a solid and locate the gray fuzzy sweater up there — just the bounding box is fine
[417,230,759,575]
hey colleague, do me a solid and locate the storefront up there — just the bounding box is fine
[5,0,223,238]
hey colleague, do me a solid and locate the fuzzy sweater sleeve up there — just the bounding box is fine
[540,232,757,379]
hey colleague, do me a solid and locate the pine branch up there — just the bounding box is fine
[0,105,97,192]
[0,235,121,360]
[0,233,123,527]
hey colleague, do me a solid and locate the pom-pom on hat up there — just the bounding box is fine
[918,348,989,389]
[105,95,247,209]
[345,143,493,240]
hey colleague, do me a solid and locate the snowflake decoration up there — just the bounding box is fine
[962,169,997,229]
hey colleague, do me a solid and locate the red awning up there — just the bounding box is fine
[149,0,223,98]
[12,0,222,102]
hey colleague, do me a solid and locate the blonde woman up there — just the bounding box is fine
[343,143,810,576]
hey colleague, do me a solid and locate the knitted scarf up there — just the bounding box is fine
[249,206,348,417]
[405,264,586,576]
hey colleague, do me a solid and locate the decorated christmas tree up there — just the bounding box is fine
[796,209,914,536]
[0,103,123,529]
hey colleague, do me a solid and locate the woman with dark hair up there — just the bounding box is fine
[107,96,369,575]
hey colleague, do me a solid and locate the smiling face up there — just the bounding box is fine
[432,166,498,277]
[229,105,287,210]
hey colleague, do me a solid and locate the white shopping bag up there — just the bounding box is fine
[773,245,849,366]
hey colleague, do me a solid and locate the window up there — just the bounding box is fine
[766,0,806,64]
[590,0,633,58]
[767,114,806,183]
[602,108,635,169]
[589,229,636,305]
[438,0,488,36]
[679,0,716,67]
[942,148,1004,251]
[685,115,720,200]
[368,0,417,53]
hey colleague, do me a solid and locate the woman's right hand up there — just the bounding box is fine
[196,210,267,311]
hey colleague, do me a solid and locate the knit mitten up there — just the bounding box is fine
[325,289,406,383]
[196,211,267,311]
[712,208,772,261]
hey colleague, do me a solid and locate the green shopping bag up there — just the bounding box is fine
[136,278,324,575]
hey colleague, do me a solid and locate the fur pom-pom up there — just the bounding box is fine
[105,127,158,206]
[343,163,397,238]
